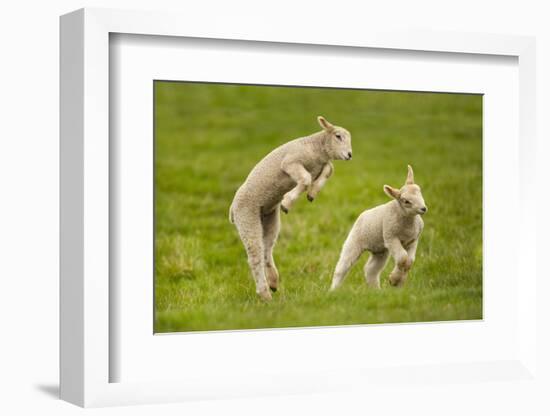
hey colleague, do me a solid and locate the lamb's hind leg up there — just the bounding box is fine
[364,251,389,289]
[233,208,272,301]
[330,233,364,291]
[262,207,281,292]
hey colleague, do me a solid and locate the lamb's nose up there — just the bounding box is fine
[420,207,427,213]
[347,152,352,159]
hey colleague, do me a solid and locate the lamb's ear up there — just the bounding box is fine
[383,185,401,199]
[317,116,334,132]
[406,164,414,185]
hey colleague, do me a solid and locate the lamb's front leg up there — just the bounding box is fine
[386,238,411,287]
[307,162,333,202]
[406,239,419,266]
[389,239,419,286]
[280,162,312,213]
[364,251,389,289]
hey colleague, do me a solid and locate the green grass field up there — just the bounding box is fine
[154,81,482,333]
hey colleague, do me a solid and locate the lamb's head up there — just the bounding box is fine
[317,116,352,161]
[383,165,428,216]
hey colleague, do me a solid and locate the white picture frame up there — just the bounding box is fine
[60,7,538,408]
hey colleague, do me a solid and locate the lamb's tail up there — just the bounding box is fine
[229,204,235,224]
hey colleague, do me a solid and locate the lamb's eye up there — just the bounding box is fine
[403,199,411,205]
[335,133,342,141]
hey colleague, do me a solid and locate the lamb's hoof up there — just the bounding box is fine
[307,194,314,202]
[257,289,273,301]
[397,256,412,271]
[389,275,404,287]
[266,266,279,293]
[281,205,289,214]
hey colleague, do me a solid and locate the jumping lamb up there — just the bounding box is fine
[230,116,353,301]
[330,165,427,290]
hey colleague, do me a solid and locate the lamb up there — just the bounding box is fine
[230,116,353,301]
[330,165,427,290]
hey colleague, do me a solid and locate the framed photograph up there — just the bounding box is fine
[60,8,538,407]
[152,81,482,333]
